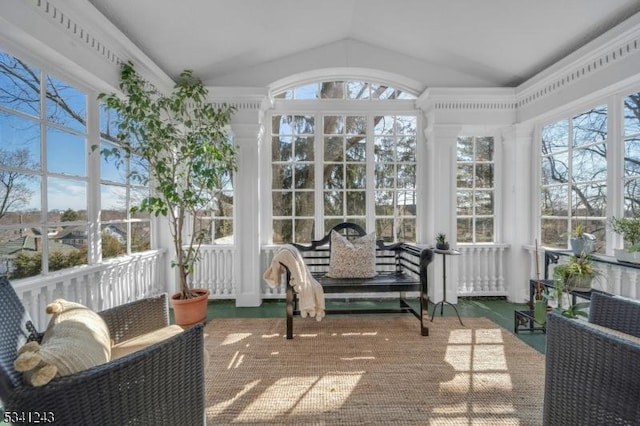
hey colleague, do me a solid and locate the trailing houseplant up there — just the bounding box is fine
[609,216,640,263]
[98,61,237,325]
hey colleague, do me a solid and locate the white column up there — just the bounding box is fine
[426,124,462,304]
[231,110,264,307]
[502,123,535,303]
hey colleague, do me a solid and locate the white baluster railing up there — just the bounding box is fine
[456,244,509,297]
[12,250,167,330]
[191,245,236,297]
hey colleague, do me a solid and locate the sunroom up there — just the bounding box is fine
[1,1,640,424]
[2,0,640,321]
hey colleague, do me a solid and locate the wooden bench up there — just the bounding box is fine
[281,222,434,339]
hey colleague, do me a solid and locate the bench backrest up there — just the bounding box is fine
[291,222,418,275]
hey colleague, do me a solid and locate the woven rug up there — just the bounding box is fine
[203,316,545,425]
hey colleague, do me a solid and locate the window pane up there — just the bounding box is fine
[475,191,493,215]
[50,225,88,269]
[294,164,314,189]
[273,219,292,244]
[623,178,640,216]
[375,190,394,215]
[294,137,314,161]
[572,183,606,217]
[272,164,292,189]
[475,218,493,242]
[272,192,292,216]
[541,185,569,216]
[0,173,41,225]
[294,219,315,242]
[397,164,416,189]
[345,164,366,189]
[572,144,606,182]
[292,115,314,134]
[320,81,344,99]
[623,93,640,136]
[572,105,607,147]
[457,137,473,161]
[374,116,394,135]
[345,137,366,161]
[272,136,292,161]
[347,81,369,99]
[131,221,151,252]
[48,178,86,212]
[476,137,494,161]
[475,164,494,188]
[374,136,394,162]
[457,191,472,215]
[346,191,365,215]
[130,187,150,219]
[294,192,314,216]
[323,164,343,189]
[346,116,366,135]
[325,136,343,162]
[46,75,86,132]
[397,218,416,242]
[324,116,344,134]
[375,164,394,188]
[457,164,473,188]
[541,218,568,247]
[293,84,318,100]
[0,111,41,169]
[541,154,568,185]
[376,218,394,242]
[324,191,343,216]
[101,223,126,259]
[47,127,86,176]
[624,138,640,178]
[398,191,416,216]
[101,184,127,220]
[457,218,472,243]
[0,53,40,117]
[397,137,416,162]
[541,120,569,154]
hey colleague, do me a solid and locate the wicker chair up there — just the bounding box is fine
[543,292,640,425]
[0,277,205,426]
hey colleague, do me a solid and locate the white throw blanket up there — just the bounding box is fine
[263,245,325,321]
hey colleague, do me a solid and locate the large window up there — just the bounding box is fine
[540,105,607,249]
[456,136,495,243]
[99,106,151,257]
[0,49,159,278]
[623,92,640,217]
[271,80,417,244]
[0,51,89,277]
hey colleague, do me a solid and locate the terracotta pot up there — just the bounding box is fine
[171,288,210,328]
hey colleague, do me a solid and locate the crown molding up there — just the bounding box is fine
[416,87,517,112]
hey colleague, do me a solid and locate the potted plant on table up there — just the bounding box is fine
[609,216,640,263]
[98,61,237,327]
[435,233,450,250]
[553,253,598,293]
[570,223,595,255]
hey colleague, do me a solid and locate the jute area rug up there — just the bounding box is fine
[203,316,545,425]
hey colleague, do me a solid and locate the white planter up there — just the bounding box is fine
[614,249,640,264]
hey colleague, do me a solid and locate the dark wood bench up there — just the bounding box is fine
[281,222,434,339]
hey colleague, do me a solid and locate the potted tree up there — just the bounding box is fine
[609,216,640,263]
[98,61,237,327]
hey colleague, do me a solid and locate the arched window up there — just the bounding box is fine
[270,80,419,244]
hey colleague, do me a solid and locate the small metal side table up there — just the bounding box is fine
[431,248,464,326]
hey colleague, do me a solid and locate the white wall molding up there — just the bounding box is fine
[516,12,640,120]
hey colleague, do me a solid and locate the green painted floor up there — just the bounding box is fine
[195,297,547,354]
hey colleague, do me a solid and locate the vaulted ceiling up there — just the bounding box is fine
[87,0,640,90]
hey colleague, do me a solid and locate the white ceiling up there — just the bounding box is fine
[86,0,640,89]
